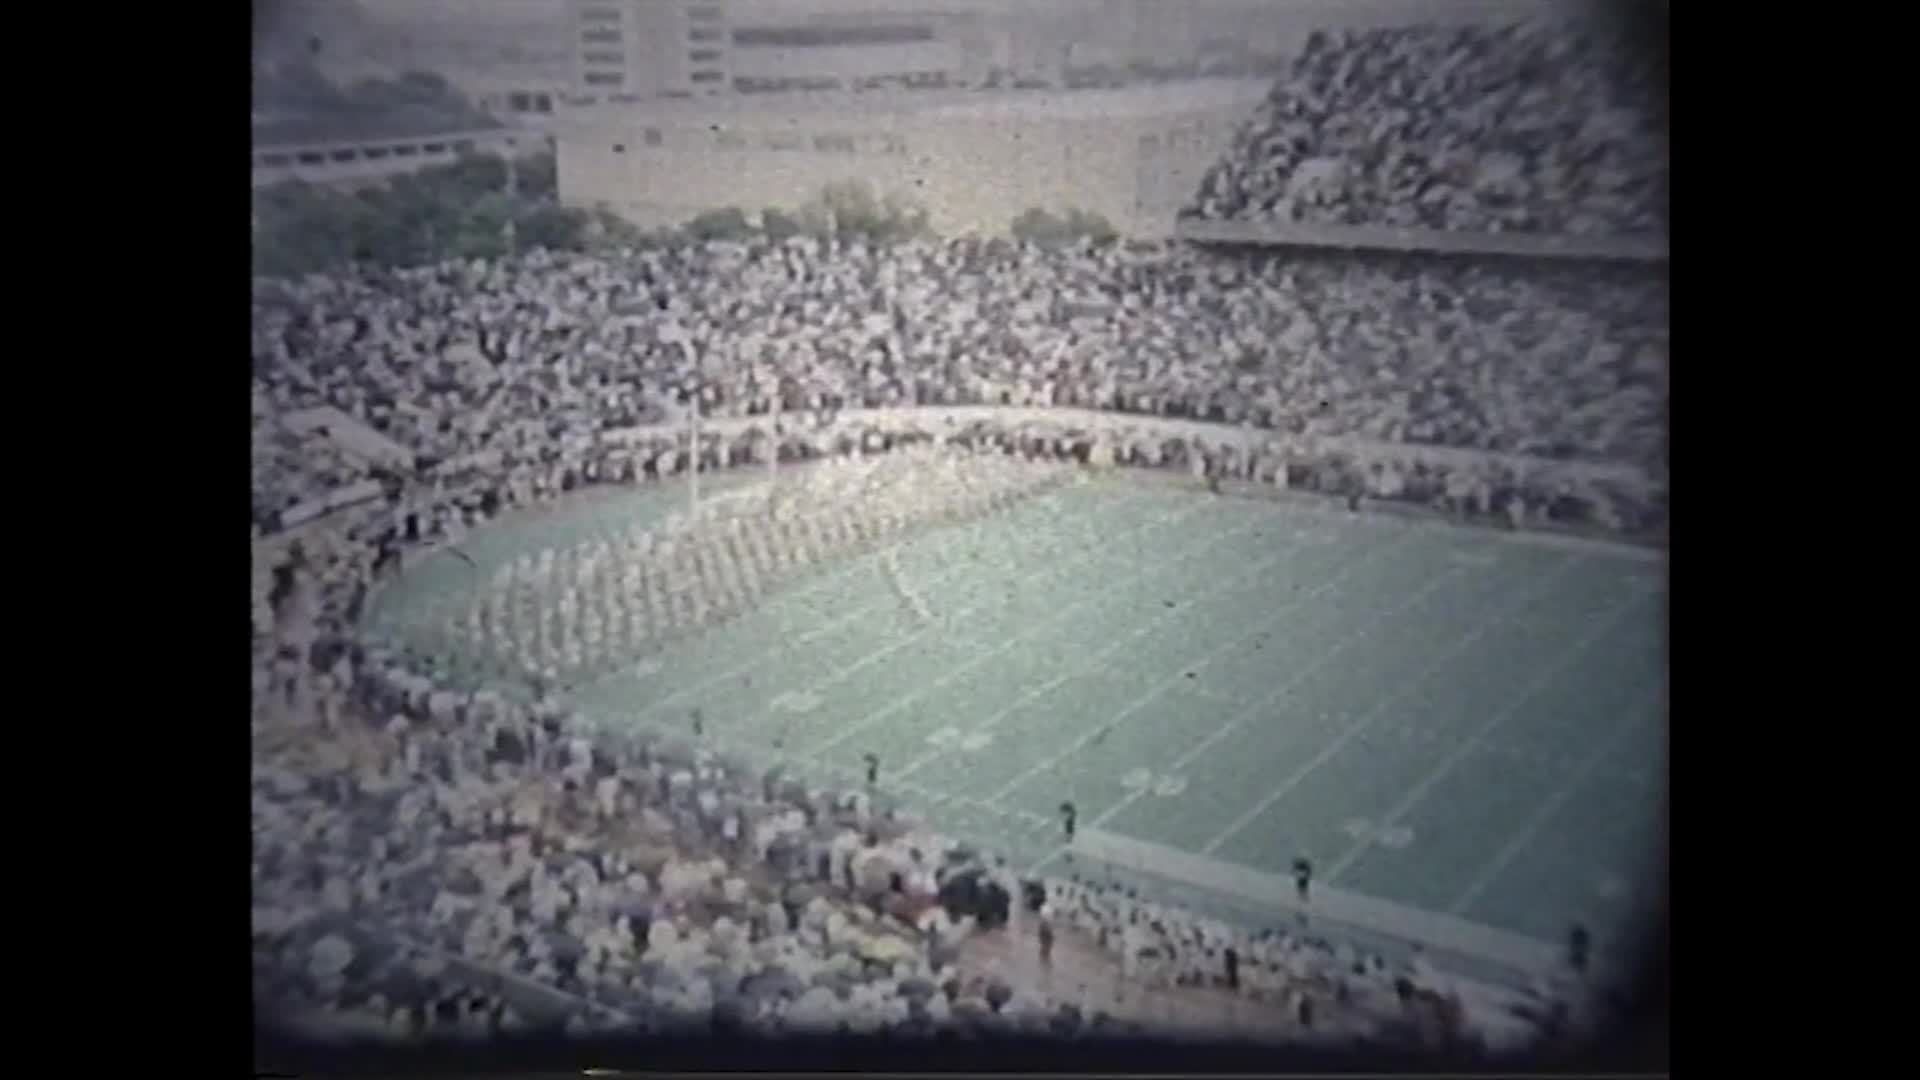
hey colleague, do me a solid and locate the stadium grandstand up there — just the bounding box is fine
[253,0,1666,1065]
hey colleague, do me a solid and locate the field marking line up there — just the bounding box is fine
[1199,551,1585,857]
[1173,684,1263,709]
[1065,827,1563,981]
[985,520,1425,806]
[1021,530,1460,875]
[1021,530,1428,876]
[1446,688,1663,915]
[567,489,1170,717]
[800,497,1227,762]
[1320,585,1658,883]
[877,504,1274,780]
[594,714,1056,831]
[449,488,1109,686]
[725,500,1199,746]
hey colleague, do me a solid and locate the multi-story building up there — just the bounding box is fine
[571,0,731,100]
[568,0,992,100]
[554,79,1271,238]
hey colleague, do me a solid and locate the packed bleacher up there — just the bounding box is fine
[254,657,1092,1043]
[251,236,1666,547]
[252,471,1594,1051]
[255,505,1606,1056]
[1186,19,1666,237]
[255,9,1662,1057]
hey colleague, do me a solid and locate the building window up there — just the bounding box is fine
[296,151,325,165]
[733,25,934,48]
[579,5,621,22]
[687,4,723,20]
[688,27,724,42]
[260,153,292,167]
[814,134,855,153]
[582,50,624,64]
[581,28,622,44]
[363,146,391,159]
[423,142,447,154]
[644,128,662,146]
[584,71,624,87]
[613,143,626,154]
[689,69,724,83]
[535,94,553,113]
[329,148,358,162]
[688,48,722,62]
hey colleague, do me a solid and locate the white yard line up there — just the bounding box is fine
[1446,689,1662,915]
[1022,532,1467,876]
[1320,585,1656,883]
[807,498,1233,765]
[746,503,1189,744]
[985,522,1425,805]
[885,507,1279,783]
[630,719,1056,830]
[1068,827,1562,981]
[571,492,1165,717]
[1199,552,1584,857]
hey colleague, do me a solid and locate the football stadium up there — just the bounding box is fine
[253,0,1665,1059]
[365,449,1663,984]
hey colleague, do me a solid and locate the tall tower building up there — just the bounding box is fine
[572,0,733,100]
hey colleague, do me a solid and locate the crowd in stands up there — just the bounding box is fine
[252,391,1609,1053]
[255,10,1662,1056]
[1039,875,1582,1054]
[253,522,1583,1050]
[254,608,1144,1043]
[1187,19,1666,237]
[252,234,1666,546]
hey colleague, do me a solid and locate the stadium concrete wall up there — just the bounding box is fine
[554,83,1269,238]
[252,129,530,190]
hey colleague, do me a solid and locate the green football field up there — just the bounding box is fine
[367,474,1666,981]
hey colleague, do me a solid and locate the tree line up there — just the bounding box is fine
[253,164,1124,279]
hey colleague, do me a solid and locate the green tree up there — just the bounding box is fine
[585,208,650,252]
[424,153,510,200]
[1011,207,1117,248]
[818,180,879,236]
[1063,208,1118,246]
[252,182,355,275]
[683,207,754,242]
[519,204,591,252]
[516,151,558,199]
[809,180,927,244]
[1010,207,1069,247]
[448,191,517,260]
[761,206,803,241]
